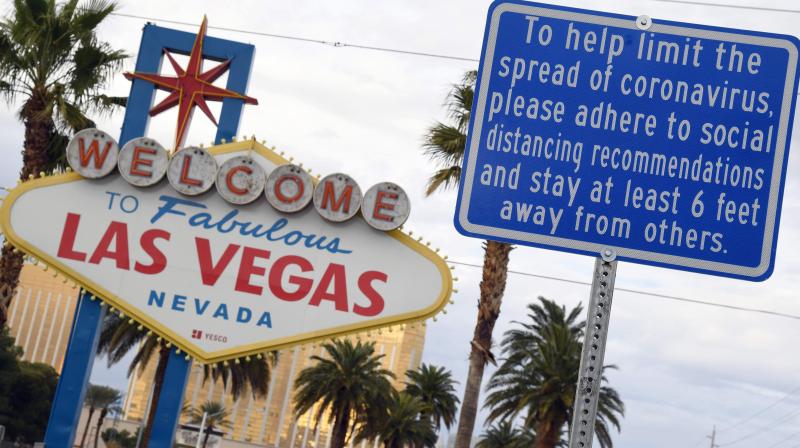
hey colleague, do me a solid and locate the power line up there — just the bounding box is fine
[765,428,800,448]
[109,12,479,63]
[448,260,800,321]
[719,385,800,432]
[715,407,800,446]
[650,0,800,14]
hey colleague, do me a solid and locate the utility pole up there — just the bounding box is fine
[707,426,720,448]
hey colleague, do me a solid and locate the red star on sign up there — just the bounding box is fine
[124,16,258,150]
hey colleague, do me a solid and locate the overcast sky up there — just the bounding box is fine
[3,0,800,447]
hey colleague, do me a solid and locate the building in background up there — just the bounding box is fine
[5,263,80,371]
[123,324,427,447]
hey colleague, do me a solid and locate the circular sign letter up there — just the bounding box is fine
[117,137,169,187]
[216,156,266,205]
[66,128,119,178]
[313,173,362,222]
[265,164,314,213]
[167,147,218,196]
[361,182,410,231]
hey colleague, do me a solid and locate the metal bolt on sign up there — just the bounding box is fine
[568,250,618,448]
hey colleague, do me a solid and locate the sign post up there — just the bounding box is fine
[455,1,799,446]
[568,253,617,448]
[42,292,105,447]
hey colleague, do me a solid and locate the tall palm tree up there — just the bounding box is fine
[186,401,231,448]
[404,363,459,434]
[423,70,513,448]
[375,392,437,448]
[97,314,276,447]
[475,421,522,448]
[484,298,625,448]
[93,387,122,448]
[80,384,120,448]
[293,339,395,448]
[0,0,127,327]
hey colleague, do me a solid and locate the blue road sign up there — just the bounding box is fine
[455,0,800,281]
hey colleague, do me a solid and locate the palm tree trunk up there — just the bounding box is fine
[93,407,109,448]
[139,344,170,447]
[79,407,96,448]
[202,424,213,448]
[454,240,512,448]
[331,407,351,448]
[534,421,561,448]
[0,92,55,327]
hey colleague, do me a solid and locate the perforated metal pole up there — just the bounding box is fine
[569,251,618,448]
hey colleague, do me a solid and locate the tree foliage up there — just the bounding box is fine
[101,428,138,448]
[293,339,395,448]
[404,363,460,432]
[373,393,437,448]
[0,0,128,328]
[484,298,624,448]
[186,401,231,448]
[0,327,58,443]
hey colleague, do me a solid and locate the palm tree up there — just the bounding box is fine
[404,363,459,434]
[484,298,625,448]
[293,339,395,448]
[80,384,120,448]
[475,421,521,448]
[0,0,127,327]
[423,70,513,448]
[375,393,437,448]
[97,314,277,447]
[93,387,122,448]
[186,401,231,448]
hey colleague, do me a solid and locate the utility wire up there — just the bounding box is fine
[715,407,800,446]
[448,260,800,321]
[650,0,800,14]
[764,428,800,448]
[109,12,479,63]
[718,386,800,432]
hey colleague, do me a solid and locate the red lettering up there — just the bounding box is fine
[226,166,253,196]
[353,271,387,316]
[57,213,87,261]
[130,146,156,177]
[269,255,313,301]
[321,181,353,213]
[195,238,240,286]
[88,221,130,270]
[235,247,271,295]
[134,229,171,275]
[274,175,304,203]
[179,155,203,186]
[373,191,398,222]
[309,263,349,312]
[78,138,113,169]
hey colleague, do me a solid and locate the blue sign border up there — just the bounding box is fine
[454,0,800,281]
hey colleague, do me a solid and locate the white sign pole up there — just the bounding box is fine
[195,411,208,448]
[569,250,618,448]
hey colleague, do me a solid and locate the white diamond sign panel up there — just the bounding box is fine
[0,140,452,363]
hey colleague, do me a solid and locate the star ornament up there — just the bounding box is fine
[124,16,258,150]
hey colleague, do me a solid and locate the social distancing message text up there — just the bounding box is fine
[456,4,799,280]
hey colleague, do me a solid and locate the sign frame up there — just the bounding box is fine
[454,0,800,281]
[0,139,453,364]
